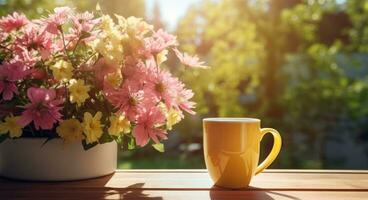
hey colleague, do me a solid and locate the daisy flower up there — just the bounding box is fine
[43,7,72,34]
[0,62,28,100]
[0,12,28,32]
[145,69,181,109]
[133,107,167,147]
[173,48,209,69]
[105,84,145,121]
[15,26,53,60]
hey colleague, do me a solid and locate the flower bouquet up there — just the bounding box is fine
[0,7,206,181]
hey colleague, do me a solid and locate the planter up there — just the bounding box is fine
[0,138,117,181]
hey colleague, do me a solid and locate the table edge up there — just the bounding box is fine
[114,169,368,174]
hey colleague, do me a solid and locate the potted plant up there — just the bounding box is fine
[0,7,207,181]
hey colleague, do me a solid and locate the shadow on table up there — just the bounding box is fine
[89,174,163,200]
[102,183,163,200]
[0,173,163,200]
[209,186,301,200]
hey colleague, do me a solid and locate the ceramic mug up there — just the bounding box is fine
[203,118,282,188]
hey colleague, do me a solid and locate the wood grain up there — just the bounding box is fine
[0,170,367,200]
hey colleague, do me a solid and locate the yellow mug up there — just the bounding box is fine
[203,118,282,188]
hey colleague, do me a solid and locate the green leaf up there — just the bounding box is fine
[128,137,136,150]
[82,140,98,151]
[98,132,113,144]
[114,135,123,144]
[152,143,165,153]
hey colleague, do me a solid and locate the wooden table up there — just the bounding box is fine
[1,170,367,200]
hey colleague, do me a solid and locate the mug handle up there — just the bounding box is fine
[255,128,282,175]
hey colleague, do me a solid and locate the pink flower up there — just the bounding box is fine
[15,26,53,60]
[173,48,209,69]
[105,60,158,121]
[121,57,153,90]
[70,12,99,38]
[0,62,28,100]
[145,69,181,108]
[139,38,166,58]
[43,7,72,34]
[30,68,47,80]
[105,84,145,121]
[139,29,177,58]
[12,49,38,68]
[142,62,196,114]
[0,12,28,32]
[71,11,96,33]
[176,88,196,115]
[122,57,147,80]
[154,29,177,47]
[133,107,167,147]
[92,58,119,85]
[19,87,63,130]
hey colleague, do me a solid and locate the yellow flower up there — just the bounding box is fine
[126,16,153,36]
[108,114,131,137]
[0,116,23,138]
[68,79,90,106]
[94,32,124,64]
[82,112,103,144]
[157,49,168,66]
[105,72,123,87]
[50,60,73,82]
[90,15,124,64]
[100,15,115,31]
[56,119,84,142]
[115,14,127,32]
[166,109,182,130]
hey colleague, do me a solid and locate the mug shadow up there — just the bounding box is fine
[210,186,301,200]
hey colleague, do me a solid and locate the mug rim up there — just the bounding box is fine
[203,118,260,123]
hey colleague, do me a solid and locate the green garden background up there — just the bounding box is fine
[1,0,368,169]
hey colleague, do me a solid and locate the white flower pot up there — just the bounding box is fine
[0,138,117,181]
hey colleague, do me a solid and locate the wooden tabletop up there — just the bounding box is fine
[1,169,367,200]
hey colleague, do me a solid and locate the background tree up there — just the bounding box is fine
[0,0,61,17]
[75,0,145,18]
[177,0,368,168]
[149,0,166,30]
[0,0,146,18]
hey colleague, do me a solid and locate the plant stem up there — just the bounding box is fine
[72,37,82,55]
[82,52,98,66]
[59,26,75,67]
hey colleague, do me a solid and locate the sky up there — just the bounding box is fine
[145,0,201,30]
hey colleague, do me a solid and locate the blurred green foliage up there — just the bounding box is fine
[1,0,368,169]
[0,0,145,18]
[177,0,368,169]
